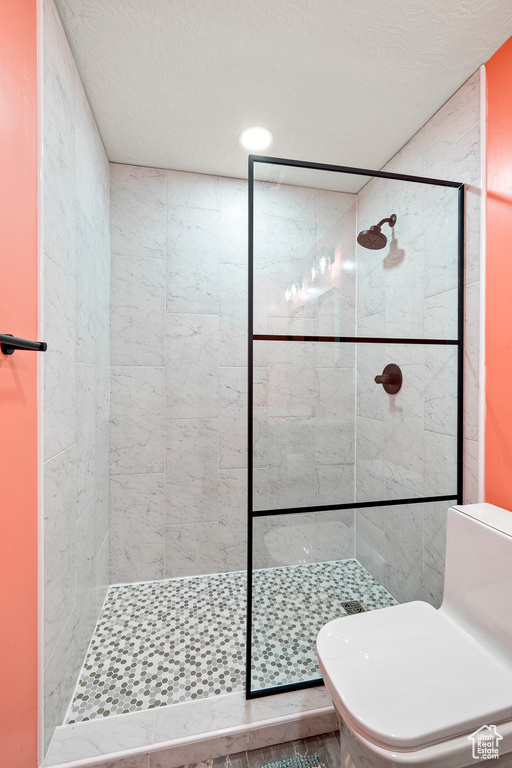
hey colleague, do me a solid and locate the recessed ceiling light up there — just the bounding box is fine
[239,126,273,151]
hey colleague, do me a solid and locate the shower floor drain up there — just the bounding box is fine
[341,600,365,614]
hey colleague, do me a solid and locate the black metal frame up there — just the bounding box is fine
[246,154,464,699]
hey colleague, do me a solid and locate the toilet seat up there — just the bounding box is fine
[316,600,512,752]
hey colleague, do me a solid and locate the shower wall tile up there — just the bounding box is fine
[422,501,448,578]
[218,367,247,470]
[166,206,220,314]
[314,464,355,506]
[422,561,445,609]
[464,438,479,504]
[219,263,248,367]
[218,469,247,573]
[110,366,165,475]
[166,169,221,210]
[44,255,77,460]
[43,607,79,754]
[164,522,218,578]
[110,473,165,583]
[266,513,316,568]
[44,445,76,665]
[110,256,166,366]
[76,363,96,517]
[464,280,480,442]
[383,504,423,603]
[166,419,218,525]
[315,509,355,562]
[110,164,166,258]
[424,346,458,437]
[267,420,315,510]
[355,512,386,585]
[166,313,219,419]
[424,70,480,168]
[220,177,248,265]
[424,288,458,340]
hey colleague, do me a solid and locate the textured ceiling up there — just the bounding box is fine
[54,0,512,182]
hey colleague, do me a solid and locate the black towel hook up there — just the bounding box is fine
[0,333,47,355]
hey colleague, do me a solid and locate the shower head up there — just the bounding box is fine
[357,214,397,250]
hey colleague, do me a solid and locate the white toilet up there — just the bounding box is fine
[316,504,512,767]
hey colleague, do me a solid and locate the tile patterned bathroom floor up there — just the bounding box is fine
[65,559,396,723]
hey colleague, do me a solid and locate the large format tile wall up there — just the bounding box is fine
[43,0,110,752]
[355,70,482,606]
[109,170,358,580]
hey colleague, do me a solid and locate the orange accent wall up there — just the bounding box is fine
[0,1,38,765]
[486,37,512,510]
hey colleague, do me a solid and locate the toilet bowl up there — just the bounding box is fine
[316,504,512,767]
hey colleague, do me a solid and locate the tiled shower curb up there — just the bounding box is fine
[44,687,336,767]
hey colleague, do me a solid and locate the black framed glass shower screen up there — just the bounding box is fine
[246,155,464,699]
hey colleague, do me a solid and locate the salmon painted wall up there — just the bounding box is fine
[486,36,512,510]
[0,1,39,765]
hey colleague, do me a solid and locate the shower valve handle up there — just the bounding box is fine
[374,363,402,395]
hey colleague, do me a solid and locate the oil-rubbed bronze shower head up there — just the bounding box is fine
[357,213,397,250]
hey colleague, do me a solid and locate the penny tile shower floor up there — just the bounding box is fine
[65,559,397,723]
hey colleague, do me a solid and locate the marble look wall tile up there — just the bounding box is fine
[315,367,355,421]
[266,513,315,567]
[268,183,316,221]
[425,122,481,188]
[76,363,96,517]
[422,562,445,609]
[424,289,458,340]
[315,509,355,562]
[96,421,110,547]
[464,281,480,442]
[110,474,165,583]
[424,186,459,299]
[220,177,248,265]
[314,464,355,506]
[75,498,100,657]
[267,342,316,418]
[384,235,425,338]
[267,216,317,319]
[355,512,386,585]
[166,419,218,524]
[166,206,220,314]
[464,438,479,504]
[384,130,425,177]
[424,346,458,437]
[89,756,149,768]
[422,501,448,577]
[43,608,79,753]
[110,367,165,475]
[219,367,247,470]
[164,522,218,577]
[267,420,315,510]
[464,185,482,287]
[44,446,76,665]
[76,219,98,365]
[44,255,77,460]
[314,422,354,466]
[166,314,219,419]
[219,263,248,367]
[167,169,221,210]
[96,300,110,427]
[383,504,423,603]
[111,305,166,366]
[218,469,248,573]
[111,256,166,366]
[110,164,166,258]
[247,712,337,750]
[424,70,480,168]
[423,431,457,497]
[95,532,110,619]
[355,343,386,422]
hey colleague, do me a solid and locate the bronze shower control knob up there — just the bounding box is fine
[374,363,402,395]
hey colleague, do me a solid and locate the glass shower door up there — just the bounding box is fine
[246,155,463,697]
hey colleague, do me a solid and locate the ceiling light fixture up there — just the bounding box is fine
[239,126,273,151]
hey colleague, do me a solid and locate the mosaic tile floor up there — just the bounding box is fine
[65,559,396,723]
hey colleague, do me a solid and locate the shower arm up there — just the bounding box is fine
[376,214,397,229]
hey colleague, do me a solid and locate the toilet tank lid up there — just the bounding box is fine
[451,503,512,537]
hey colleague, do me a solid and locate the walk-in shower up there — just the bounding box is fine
[246,155,463,698]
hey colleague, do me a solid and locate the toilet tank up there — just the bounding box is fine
[441,503,512,670]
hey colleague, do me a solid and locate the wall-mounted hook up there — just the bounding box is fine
[0,333,47,355]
